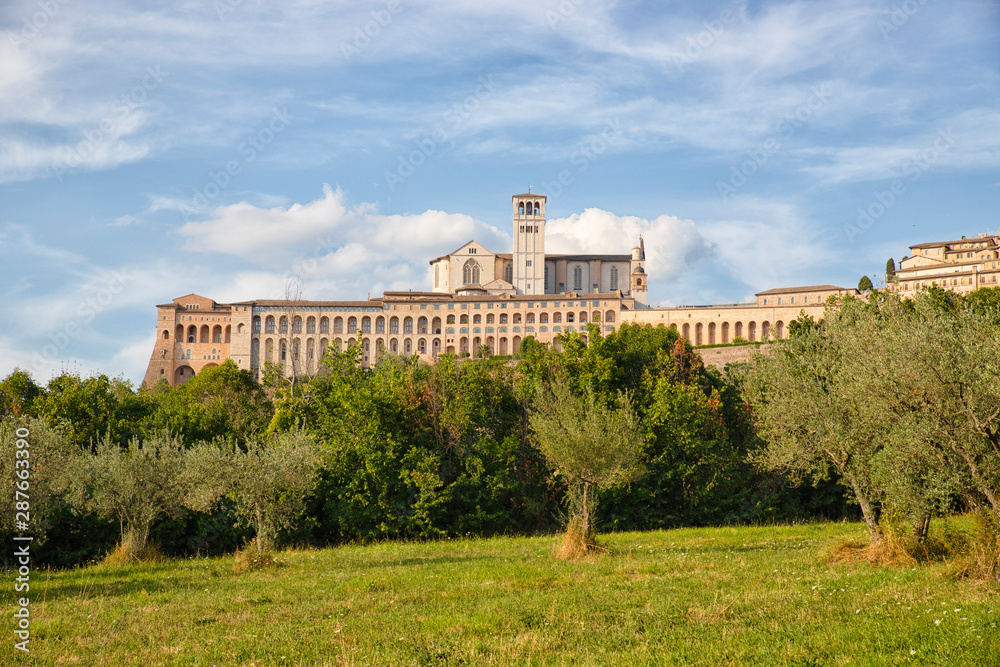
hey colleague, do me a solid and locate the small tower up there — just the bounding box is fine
[630,236,647,305]
[512,193,546,295]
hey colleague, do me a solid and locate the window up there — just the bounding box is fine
[434,265,440,288]
[463,259,481,285]
[504,264,513,283]
[544,266,549,290]
[573,266,582,291]
[610,266,618,291]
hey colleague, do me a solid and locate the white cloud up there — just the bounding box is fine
[178,185,510,278]
[546,208,711,282]
[700,198,844,292]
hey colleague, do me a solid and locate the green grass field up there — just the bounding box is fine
[6,521,998,666]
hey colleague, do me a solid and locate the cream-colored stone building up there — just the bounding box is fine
[887,231,1000,296]
[143,194,856,387]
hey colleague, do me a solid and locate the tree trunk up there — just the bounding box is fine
[255,500,265,555]
[958,449,1000,517]
[847,473,881,544]
[913,513,931,543]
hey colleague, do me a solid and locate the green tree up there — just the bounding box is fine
[858,275,874,292]
[64,431,190,559]
[787,311,820,339]
[146,360,273,445]
[744,308,886,543]
[0,370,44,418]
[225,430,320,554]
[529,379,644,556]
[36,373,154,449]
[886,258,896,278]
[0,417,74,544]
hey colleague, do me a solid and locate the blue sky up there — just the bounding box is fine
[1,0,998,385]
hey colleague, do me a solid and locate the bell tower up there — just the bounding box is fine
[512,193,546,295]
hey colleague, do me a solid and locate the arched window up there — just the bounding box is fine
[463,259,481,285]
[573,266,583,291]
[253,316,261,332]
[534,202,540,216]
[293,317,302,333]
[610,266,619,291]
[279,317,288,334]
[518,202,525,216]
[162,329,169,340]
[187,325,197,343]
[504,264,513,283]
[265,316,275,333]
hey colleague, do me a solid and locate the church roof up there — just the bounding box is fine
[755,285,853,296]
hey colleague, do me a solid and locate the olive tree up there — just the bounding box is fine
[529,380,643,556]
[64,430,190,559]
[744,305,887,543]
[0,417,74,544]
[225,430,320,554]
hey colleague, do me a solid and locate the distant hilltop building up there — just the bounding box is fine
[143,194,856,387]
[888,231,1000,296]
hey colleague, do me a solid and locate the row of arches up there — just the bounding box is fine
[250,331,592,373]
[169,324,232,344]
[518,201,541,216]
[678,319,786,345]
[251,311,617,337]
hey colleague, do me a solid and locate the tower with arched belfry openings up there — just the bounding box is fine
[512,193,546,295]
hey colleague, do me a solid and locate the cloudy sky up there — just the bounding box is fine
[1,0,998,385]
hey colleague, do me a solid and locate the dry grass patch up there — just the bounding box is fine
[232,538,279,573]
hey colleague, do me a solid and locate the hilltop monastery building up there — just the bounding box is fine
[143,193,858,387]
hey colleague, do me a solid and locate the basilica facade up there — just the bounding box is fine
[143,193,854,387]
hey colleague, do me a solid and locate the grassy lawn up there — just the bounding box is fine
[6,521,998,666]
